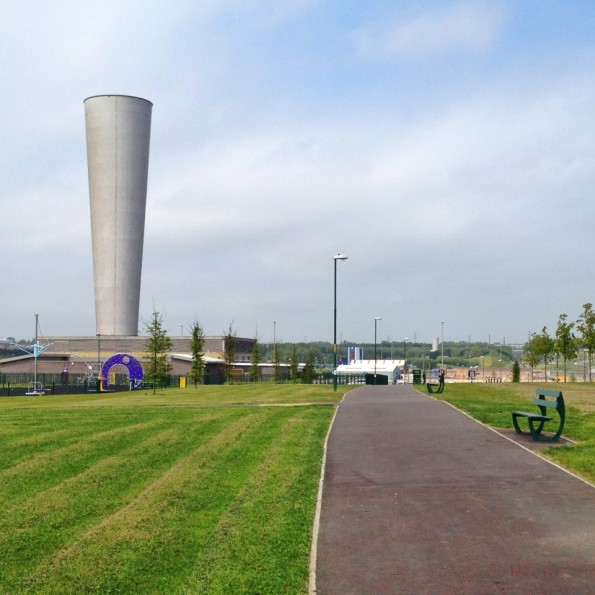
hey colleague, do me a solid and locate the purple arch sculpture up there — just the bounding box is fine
[101,353,144,388]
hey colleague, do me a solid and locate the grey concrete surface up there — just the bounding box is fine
[85,95,152,336]
[315,385,595,594]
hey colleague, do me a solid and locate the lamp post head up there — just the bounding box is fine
[334,254,348,261]
[375,316,382,321]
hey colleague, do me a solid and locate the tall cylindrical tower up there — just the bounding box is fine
[84,95,152,336]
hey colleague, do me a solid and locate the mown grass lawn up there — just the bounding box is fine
[414,382,595,484]
[0,384,348,594]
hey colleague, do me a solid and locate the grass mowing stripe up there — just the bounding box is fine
[0,426,182,586]
[0,411,241,592]
[0,385,349,411]
[19,409,274,594]
[0,417,157,470]
[0,386,348,593]
[0,420,166,503]
[177,407,333,594]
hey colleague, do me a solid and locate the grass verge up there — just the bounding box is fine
[0,384,350,594]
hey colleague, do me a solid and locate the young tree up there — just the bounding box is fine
[273,342,282,383]
[534,327,555,381]
[512,360,521,383]
[576,302,595,382]
[250,335,262,382]
[290,344,299,383]
[523,333,541,382]
[223,323,237,384]
[555,313,577,382]
[302,352,315,384]
[189,321,205,386]
[144,309,173,394]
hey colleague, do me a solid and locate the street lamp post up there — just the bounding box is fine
[403,337,410,383]
[441,321,445,370]
[374,316,382,382]
[96,332,101,392]
[273,320,278,382]
[33,313,39,394]
[333,254,348,391]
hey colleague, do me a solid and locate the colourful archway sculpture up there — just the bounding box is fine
[101,353,144,388]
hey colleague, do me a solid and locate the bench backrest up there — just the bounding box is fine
[534,389,564,414]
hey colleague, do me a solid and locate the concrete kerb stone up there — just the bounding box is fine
[308,392,347,595]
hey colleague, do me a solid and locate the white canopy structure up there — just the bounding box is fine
[336,359,404,384]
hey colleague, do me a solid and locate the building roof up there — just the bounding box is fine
[336,359,405,374]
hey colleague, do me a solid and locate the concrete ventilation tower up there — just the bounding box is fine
[84,95,152,336]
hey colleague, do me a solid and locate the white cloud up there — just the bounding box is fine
[350,1,507,60]
[2,1,595,343]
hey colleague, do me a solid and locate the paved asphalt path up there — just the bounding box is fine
[314,384,595,594]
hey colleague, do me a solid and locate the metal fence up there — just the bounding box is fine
[0,371,361,396]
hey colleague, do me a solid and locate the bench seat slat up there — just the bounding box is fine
[512,411,552,421]
[531,399,559,408]
[536,389,563,398]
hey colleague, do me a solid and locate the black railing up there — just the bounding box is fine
[0,371,361,395]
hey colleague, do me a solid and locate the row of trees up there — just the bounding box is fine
[144,310,207,392]
[144,313,315,387]
[524,303,595,381]
[143,308,524,388]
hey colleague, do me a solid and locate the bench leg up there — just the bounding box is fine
[512,413,527,435]
[528,418,563,442]
[514,414,562,442]
[527,417,547,440]
[427,382,444,394]
[512,413,544,436]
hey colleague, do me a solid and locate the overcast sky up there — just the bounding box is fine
[2,1,595,346]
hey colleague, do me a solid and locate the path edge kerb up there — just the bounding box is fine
[308,393,347,594]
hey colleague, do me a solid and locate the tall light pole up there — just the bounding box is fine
[403,337,410,383]
[333,254,348,391]
[374,316,382,382]
[33,313,39,393]
[96,332,101,392]
[273,320,278,379]
[441,321,445,370]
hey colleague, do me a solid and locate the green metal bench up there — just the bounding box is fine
[427,371,445,394]
[511,388,565,442]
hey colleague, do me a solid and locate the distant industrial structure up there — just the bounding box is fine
[336,360,404,385]
[347,346,364,362]
[2,96,266,390]
[85,95,152,336]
